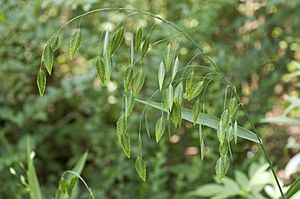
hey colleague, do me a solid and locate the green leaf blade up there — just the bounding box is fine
[136,100,260,143]
[285,177,300,199]
[27,139,43,199]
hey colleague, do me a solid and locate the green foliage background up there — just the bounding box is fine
[1,0,300,198]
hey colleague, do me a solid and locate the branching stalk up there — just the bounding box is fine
[49,7,285,198]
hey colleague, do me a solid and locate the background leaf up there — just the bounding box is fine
[27,139,43,199]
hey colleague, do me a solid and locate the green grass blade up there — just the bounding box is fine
[260,117,300,126]
[27,139,43,199]
[68,152,88,199]
[71,151,88,175]
[284,177,300,199]
[136,100,260,143]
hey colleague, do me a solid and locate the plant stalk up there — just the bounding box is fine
[50,7,285,198]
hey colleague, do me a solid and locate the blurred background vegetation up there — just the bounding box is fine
[1,0,300,198]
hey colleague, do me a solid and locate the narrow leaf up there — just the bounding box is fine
[135,156,146,181]
[155,117,165,143]
[37,69,46,96]
[158,61,165,91]
[285,177,300,199]
[64,152,88,199]
[27,139,43,199]
[70,30,81,59]
[136,100,260,143]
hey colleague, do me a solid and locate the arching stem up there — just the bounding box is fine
[50,7,285,198]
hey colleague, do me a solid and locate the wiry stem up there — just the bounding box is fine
[50,7,285,198]
[61,170,94,199]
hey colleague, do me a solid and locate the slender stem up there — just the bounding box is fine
[62,170,94,199]
[50,7,285,198]
[225,78,285,198]
[241,104,285,197]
